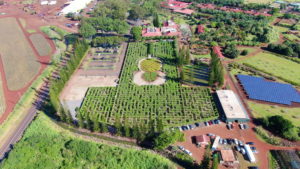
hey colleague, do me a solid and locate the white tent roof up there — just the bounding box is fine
[61,0,93,14]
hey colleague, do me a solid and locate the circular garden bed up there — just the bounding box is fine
[140,58,161,72]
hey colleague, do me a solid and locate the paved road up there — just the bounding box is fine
[0,106,37,160]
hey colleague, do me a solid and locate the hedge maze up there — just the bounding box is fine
[80,42,218,128]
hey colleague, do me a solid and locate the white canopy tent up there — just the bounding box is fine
[61,0,94,14]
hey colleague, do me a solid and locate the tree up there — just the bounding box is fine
[153,13,161,27]
[79,22,96,38]
[131,26,142,41]
[93,119,100,132]
[148,43,154,57]
[153,130,184,150]
[114,117,122,136]
[223,44,239,59]
[128,6,145,20]
[240,49,248,56]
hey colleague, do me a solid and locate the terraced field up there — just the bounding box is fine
[80,42,218,129]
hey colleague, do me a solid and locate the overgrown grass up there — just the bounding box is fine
[248,101,300,127]
[0,113,176,169]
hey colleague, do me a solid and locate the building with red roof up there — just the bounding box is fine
[197,3,216,9]
[194,135,210,147]
[173,8,194,15]
[197,25,205,34]
[142,27,162,37]
[161,0,191,10]
[213,46,224,59]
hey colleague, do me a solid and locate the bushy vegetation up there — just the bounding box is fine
[223,44,239,59]
[143,72,158,82]
[154,130,185,150]
[259,115,299,141]
[80,42,218,132]
[254,126,281,145]
[0,114,176,169]
[92,36,126,47]
[267,41,300,58]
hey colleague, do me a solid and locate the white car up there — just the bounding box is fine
[241,148,246,155]
[183,149,192,156]
[234,139,239,145]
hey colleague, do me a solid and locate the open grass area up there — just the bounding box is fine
[192,53,211,59]
[80,42,218,129]
[29,33,52,56]
[248,101,300,127]
[239,51,300,85]
[182,64,209,86]
[0,113,176,169]
[0,17,40,91]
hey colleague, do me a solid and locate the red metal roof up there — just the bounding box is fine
[173,8,194,15]
[195,135,209,143]
[142,28,162,37]
[197,25,205,34]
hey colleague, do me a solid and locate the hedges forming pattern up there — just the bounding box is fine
[80,42,218,128]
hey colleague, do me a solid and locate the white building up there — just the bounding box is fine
[61,0,94,14]
[48,0,57,5]
[41,0,48,5]
[212,136,220,151]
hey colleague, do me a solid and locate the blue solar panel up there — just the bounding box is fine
[237,75,300,105]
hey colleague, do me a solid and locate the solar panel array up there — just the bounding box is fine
[237,75,300,105]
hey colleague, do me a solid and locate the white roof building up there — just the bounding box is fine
[61,0,94,14]
[212,136,220,151]
[216,90,249,123]
[41,0,49,5]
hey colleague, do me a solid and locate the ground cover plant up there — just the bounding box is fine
[143,72,158,82]
[80,42,218,130]
[29,33,52,56]
[239,51,300,85]
[140,58,161,72]
[0,113,176,169]
[0,17,40,90]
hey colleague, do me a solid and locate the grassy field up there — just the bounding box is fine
[239,51,300,85]
[29,33,52,56]
[248,101,300,127]
[182,64,209,86]
[0,113,176,169]
[0,17,40,91]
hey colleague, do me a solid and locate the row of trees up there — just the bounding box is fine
[209,50,224,87]
[92,36,127,47]
[49,40,89,118]
[178,46,191,67]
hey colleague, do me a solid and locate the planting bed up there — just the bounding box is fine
[80,42,218,128]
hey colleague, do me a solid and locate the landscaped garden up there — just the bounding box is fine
[80,42,218,129]
[140,58,161,72]
[239,51,300,85]
[0,113,176,169]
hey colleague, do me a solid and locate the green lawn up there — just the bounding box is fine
[239,52,300,85]
[192,53,211,59]
[248,101,300,127]
[0,113,176,169]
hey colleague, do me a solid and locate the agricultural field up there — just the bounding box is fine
[29,33,52,56]
[239,52,300,85]
[248,101,300,127]
[0,113,176,169]
[80,42,218,128]
[0,17,40,91]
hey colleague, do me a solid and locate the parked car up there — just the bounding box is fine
[248,166,259,169]
[238,140,244,146]
[207,133,215,137]
[252,150,259,154]
[234,139,239,145]
[205,122,210,126]
[241,148,246,155]
[183,149,192,156]
[239,123,244,129]
[246,142,254,145]
[219,138,223,144]
[227,138,233,144]
[250,147,256,150]
[243,124,249,129]
[189,124,196,130]
[181,126,188,131]
[223,139,227,145]
[178,146,185,151]
[195,122,200,127]
[177,127,182,131]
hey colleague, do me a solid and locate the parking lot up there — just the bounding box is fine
[174,121,274,169]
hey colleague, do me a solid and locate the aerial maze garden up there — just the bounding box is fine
[80,42,218,130]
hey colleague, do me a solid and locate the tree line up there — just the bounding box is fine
[209,49,224,88]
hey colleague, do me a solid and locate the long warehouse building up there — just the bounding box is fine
[216,90,250,123]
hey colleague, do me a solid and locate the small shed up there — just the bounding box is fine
[194,135,209,147]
